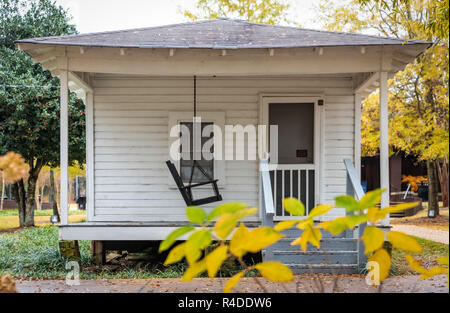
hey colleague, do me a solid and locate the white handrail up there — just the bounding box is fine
[343,159,365,201]
[260,159,275,216]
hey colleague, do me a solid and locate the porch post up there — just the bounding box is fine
[354,93,362,180]
[86,91,94,221]
[60,69,69,225]
[379,71,389,226]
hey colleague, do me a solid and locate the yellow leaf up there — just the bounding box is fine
[378,202,420,218]
[361,226,385,254]
[437,256,449,266]
[368,248,391,283]
[224,272,244,293]
[367,206,380,223]
[308,226,322,249]
[358,189,384,209]
[345,215,369,228]
[405,254,427,274]
[318,217,348,235]
[229,223,250,257]
[245,227,284,253]
[215,208,257,239]
[206,245,228,278]
[296,217,313,230]
[387,231,423,253]
[164,243,186,265]
[274,220,299,231]
[291,225,321,251]
[283,198,305,216]
[185,229,212,264]
[255,262,293,282]
[308,204,333,218]
[182,259,206,282]
[419,267,449,280]
[406,254,449,281]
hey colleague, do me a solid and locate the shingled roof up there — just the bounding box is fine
[17,18,428,49]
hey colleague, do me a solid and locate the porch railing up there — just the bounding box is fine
[343,158,367,268]
[260,159,275,228]
[267,164,315,218]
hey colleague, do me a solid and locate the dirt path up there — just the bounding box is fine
[392,224,449,244]
[15,275,449,293]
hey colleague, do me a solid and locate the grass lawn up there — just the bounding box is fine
[391,236,449,275]
[0,225,190,279]
[0,210,86,229]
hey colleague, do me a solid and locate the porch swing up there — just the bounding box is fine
[166,76,223,206]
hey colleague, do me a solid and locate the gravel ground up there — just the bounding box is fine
[15,275,449,293]
[392,225,449,244]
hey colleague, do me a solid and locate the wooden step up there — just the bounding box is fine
[280,227,348,239]
[274,238,357,251]
[286,263,359,274]
[272,250,358,264]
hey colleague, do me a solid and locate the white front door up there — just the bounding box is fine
[261,96,322,220]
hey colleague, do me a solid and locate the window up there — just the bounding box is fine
[168,112,226,187]
[179,121,214,183]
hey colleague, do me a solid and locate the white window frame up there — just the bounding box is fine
[168,111,226,188]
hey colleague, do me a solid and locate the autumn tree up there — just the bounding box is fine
[358,0,449,40]
[319,0,449,214]
[0,0,85,227]
[182,0,294,24]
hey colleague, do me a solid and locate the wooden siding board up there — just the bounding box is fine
[92,75,355,221]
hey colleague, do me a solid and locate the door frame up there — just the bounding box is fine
[259,94,324,217]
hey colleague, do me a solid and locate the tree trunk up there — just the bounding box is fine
[12,179,26,227]
[49,169,59,219]
[1,173,4,211]
[35,180,41,210]
[427,159,440,216]
[24,174,38,227]
[436,157,449,208]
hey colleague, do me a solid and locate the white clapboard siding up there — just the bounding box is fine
[92,75,355,221]
[322,95,355,219]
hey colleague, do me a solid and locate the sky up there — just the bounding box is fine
[55,0,321,34]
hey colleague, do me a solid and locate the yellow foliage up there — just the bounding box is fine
[282,197,305,216]
[319,0,449,160]
[182,0,294,25]
[362,226,385,254]
[244,227,284,253]
[291,225,321,251]
[406,254,449,282]
[0,275,17,293]
[437,256,449,266]
[387,231,423,253]
[215,207,257,239]
[0,152,28,184]
[368,248,391,284]
[308,204,333,218]
[182,259,207,282]
[224,272,244,293]
[229,223,251,257]
[206,245,228,278]
[230,225,283,256]
[164,243,186,266]
[185,229,212,264]
[401,175,428,192]
[274,219,299,231]
[254,262,294,282]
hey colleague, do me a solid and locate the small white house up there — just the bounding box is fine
[17,19,428,269]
